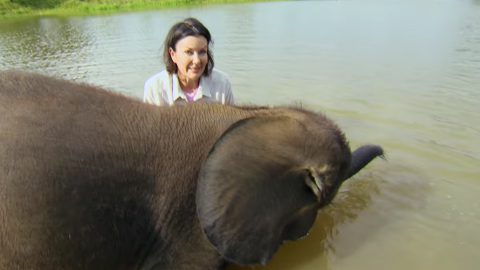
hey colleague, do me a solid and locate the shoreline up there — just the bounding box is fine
[0,0,282,18]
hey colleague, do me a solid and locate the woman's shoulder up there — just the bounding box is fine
[144,70,169,87]
[207,68,231,84]
[210,68,229,78]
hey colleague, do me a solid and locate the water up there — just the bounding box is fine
[1,0,479,269]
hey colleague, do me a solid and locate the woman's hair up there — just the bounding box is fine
[162,18,214,77]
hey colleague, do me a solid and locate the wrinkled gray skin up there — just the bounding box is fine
[0,70,384,270]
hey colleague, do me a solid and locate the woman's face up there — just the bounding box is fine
[169,35,208,83]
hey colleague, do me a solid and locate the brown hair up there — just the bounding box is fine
[162,18,214,77]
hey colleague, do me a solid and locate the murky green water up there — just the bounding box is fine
[1,0,479,269]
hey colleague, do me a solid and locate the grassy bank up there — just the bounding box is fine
[0,0,279,17]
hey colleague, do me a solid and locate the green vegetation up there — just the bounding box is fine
[0,0,278,17]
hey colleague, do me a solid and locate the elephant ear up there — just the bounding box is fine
[196,116,341,266]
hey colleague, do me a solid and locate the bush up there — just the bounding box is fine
[12,0,66,9]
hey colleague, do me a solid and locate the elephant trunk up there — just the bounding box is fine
[344,144,385,180]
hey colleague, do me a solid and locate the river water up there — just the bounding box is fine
[0,0,479,269]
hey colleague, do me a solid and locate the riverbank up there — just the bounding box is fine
[0,0,280,17]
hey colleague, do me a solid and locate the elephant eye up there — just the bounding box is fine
[305,170,324,201]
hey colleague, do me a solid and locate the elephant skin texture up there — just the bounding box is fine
[0,70,385,270]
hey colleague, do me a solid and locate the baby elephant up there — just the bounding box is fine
[0,70,384,270]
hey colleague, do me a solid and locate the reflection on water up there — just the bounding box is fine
[1,0,479,270]
[0,17,93,80]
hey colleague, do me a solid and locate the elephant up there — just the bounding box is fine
[0,70,385,270]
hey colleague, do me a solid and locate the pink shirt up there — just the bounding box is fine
[184,88,199,102]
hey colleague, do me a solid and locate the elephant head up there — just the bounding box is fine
[196,111,384,266]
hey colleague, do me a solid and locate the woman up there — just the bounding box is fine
[143,18,235,106]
